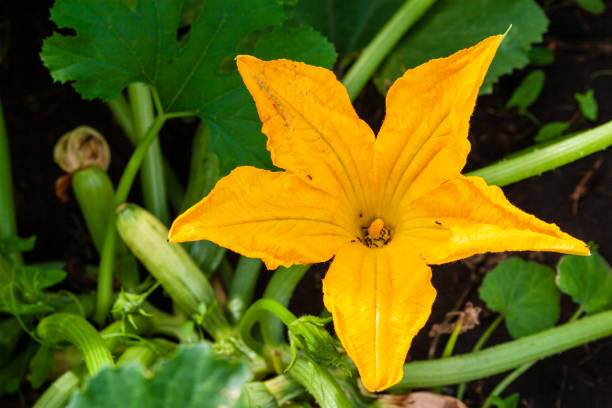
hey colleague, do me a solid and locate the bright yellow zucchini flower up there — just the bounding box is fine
[169,35,589,392]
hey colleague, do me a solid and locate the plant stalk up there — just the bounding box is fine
[342,0,438,100]
[395,309,612,389]
[228,256,263,322]
[287,357,352,408]
[262,265,310,345]
[468,119,612,186]
[128,83,169,225]
[37,313,114,375]
[0,99,22,265]
[94,114,168,325]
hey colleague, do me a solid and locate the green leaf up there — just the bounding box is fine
[506,70,545,113]
[293,0,404,63]
[479,258,560,338]
[210,24,338,174]
[574,0,606,14]
[557,250,612,314]
[67,343,251,408]
[42,0,337,175]
[575,89,598,121]
[528,46,554,65]
[375,0,548,95]
[534,121,570,142]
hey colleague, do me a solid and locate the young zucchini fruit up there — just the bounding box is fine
[115,204,230,340]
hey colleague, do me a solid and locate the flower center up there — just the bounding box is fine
[359,217,392,248]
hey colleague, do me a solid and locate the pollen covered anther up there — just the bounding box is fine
[360,218,392,248]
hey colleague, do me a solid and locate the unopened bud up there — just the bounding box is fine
[54,126,110,173]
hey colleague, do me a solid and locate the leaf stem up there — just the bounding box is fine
[468,119,612,186]
[239,299,297,354]
[32,368,83,408]
[228,257,263,323]
[261,265,310,345]
[456,314,504,399]
[128,83,169,225]
[394,309,612,389]
[342,0,438,100]
[481,362,533,408]
[94,114,168,325]
[0,99,22,265]
[37,313,114,375]
[287,357,352,408]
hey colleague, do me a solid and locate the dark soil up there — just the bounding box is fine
[1,1,611,407]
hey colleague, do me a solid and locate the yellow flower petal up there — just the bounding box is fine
[399,176,590,264]
[375,36,502,215]
[169,167,353,270]
[236,56,376,216]
[322,239,437,391]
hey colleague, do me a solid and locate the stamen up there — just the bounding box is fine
[359,218,392,248]
[367,218,385,239]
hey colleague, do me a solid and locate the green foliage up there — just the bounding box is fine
[479,258,560,338]
[0,265,67,315]
[375,0,548,95]
[506,70,545,113]
[293,0,404,63]
[575,89,598,121]
[574,0,606,14]
[491,393,520,408]
[41,0,336,175]
[67,343,251,408]
[534,121,570,142]
[528,46,554,65]
[287,316,351,375]
[557,250,612,314]
[28,346,54,389]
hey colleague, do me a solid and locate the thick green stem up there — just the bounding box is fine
[342,0,438,100]
[0,99,22,265]
[128,83,169,225]
[240,299,297,354]
[456,314,504,399]
[94,114,168,325]
[228,257,263,322]
[468,119,612,186]
[395,310,612,389]
[32,368,83,408]
[262,265,310,345]
[287,357,352,408]
[108,96,185,211]
[37,313,114,375]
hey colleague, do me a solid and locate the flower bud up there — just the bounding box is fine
[53,126,110,173]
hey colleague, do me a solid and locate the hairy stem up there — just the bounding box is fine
[468,119,612,186]
[395,310,612,389]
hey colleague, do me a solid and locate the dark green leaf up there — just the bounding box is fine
[575,0,606,14]
[479,258,560,338]
[293,0,403,64]
[575,89,598,121]
[534,121,570,142]
[375,0,548,95]
[528,46,554,65]
[557,250,612,314]
[67,343,251,408]
[42,0,337,175]
[209,23,338,174]
[28,346,54,389]
[506,70,545,113]
[0,235,36,255]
